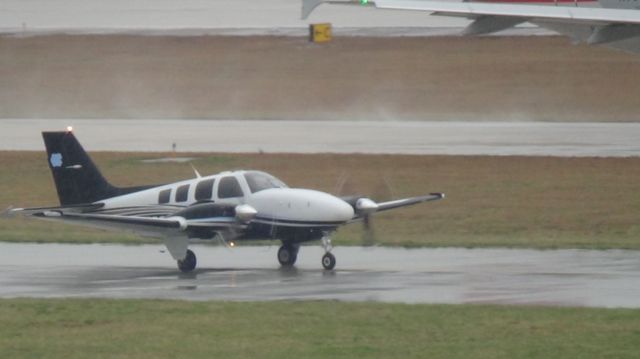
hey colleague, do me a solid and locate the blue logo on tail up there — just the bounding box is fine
[50,153,63,168]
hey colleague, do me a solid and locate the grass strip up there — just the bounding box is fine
[2,151,640,249]
[1,299,639,358]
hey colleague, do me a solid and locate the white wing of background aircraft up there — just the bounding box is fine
[303,0,640,53]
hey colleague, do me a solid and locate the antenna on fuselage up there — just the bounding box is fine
[190,163,202,178]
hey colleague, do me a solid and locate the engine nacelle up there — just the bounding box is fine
[355,197,378,215]
[173,202,236,220]
[235,204,258,223]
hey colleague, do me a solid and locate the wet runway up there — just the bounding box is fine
[3,119,640,157]
[1,243,639,308]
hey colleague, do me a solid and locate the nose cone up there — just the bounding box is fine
[330,196,356,222]
[248,188,354,224]
[290,189,354,222]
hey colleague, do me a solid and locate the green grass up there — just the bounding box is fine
[0,299,639,358]
[2,151,640,249]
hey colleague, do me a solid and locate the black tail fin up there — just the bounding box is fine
[42,131,155,206]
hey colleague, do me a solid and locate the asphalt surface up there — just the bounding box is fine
[3,119,640,157]
[1,243,639,307]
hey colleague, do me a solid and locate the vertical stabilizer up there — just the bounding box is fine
[42,130,118,205]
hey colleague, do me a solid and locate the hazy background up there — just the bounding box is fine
[0,1,637,122]
[0,0,469,32]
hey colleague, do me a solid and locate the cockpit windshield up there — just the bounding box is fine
[244,171,288,193]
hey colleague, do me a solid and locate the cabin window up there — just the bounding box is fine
[195,179,215,201]
[244,171,287,193]
[218,176,244,199]
[158,189,171,204]
[175,184,190,202]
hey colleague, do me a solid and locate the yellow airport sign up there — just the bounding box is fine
[309,23,332,43]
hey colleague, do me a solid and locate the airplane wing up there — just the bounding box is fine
[373,0,640,25]
[344,192,444,221]
[376,192,445,212]
[378,0,640,51]
[59,212,241,230]
[5,203,104,217]
[8,205,244,235]
[302,0,640,53]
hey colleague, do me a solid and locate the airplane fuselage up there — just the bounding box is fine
[94,170,354,243]
[12,130,443,271]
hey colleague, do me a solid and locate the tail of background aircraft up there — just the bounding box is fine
[42,130,151,206]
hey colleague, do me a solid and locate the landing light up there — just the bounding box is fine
[66,126,73,132]
[229,241,236,248]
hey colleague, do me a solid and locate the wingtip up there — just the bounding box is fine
[2,206,18,218]
[430,193,445,199]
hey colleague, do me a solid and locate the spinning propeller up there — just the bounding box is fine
[336,172,397,247]
[221,203,257,247]
[355,197,379,246]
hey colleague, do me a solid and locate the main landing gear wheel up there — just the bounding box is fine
[177,249,197,273]
[322,252,336,270]
[278,245,298,266]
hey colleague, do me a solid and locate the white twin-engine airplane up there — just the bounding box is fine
[7,130,444,272]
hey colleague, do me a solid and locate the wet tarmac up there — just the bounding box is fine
[3,119,640,157]
[1,243,639,308]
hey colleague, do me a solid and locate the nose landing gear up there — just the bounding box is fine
[321,236,336,270]
[321,252,336,270]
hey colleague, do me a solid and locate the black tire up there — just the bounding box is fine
[278,245,298,266]
[322,252,336,270]
[178,249,197,273]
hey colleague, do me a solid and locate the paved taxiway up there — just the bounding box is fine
[1,243,639,308]
[2,119,640,157]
